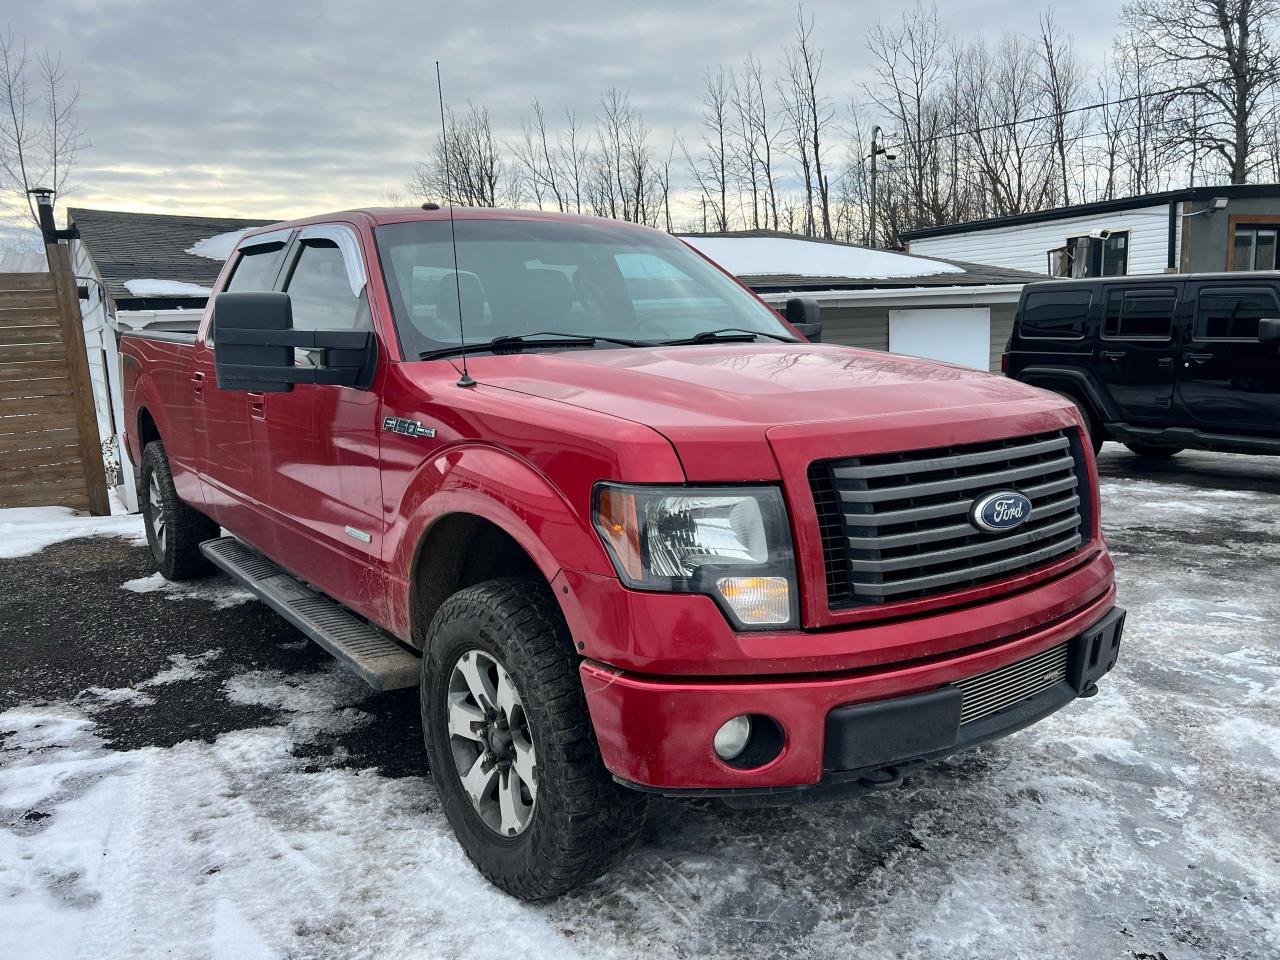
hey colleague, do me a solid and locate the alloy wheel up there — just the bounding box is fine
[446,649,538,837]
[147,473,167,557]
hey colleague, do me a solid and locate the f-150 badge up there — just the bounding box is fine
[383,416,436,438]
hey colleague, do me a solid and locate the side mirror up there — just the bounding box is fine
[1260,317,1280,342]
[785,296,822,342]
[213,292,376,392]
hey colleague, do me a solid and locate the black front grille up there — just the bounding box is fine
[810,430,1088,608]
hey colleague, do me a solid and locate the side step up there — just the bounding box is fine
[200,537,419,691]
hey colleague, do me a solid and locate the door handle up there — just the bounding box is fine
[247,391,266,420]
[1185,352,1214,362]
[1156,357,1173,368]
[191,372,205,399]
[1099,350,1126,361]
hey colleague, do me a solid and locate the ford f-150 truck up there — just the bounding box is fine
[122,207,1124,899]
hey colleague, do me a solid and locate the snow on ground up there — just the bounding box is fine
[122,572,254,610]
[0,506,145,559]
[0,447,1278,959]
[680,234,964,278]
[123,279,214,298]
[185,229,252,261]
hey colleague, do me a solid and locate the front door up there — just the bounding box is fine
[1092,284,1180,423]
[1177,281,1280,436]
[196,231,291,541]
[251,225,386,613]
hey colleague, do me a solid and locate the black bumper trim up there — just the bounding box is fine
[617,605,1125,806]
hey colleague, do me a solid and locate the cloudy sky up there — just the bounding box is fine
[4,0,1127,230]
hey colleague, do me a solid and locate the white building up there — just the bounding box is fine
[902,184,1280,278]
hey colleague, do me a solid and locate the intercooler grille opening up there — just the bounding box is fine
[954,642,1070,725]
[810,430,1088,609]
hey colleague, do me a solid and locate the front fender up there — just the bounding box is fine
[383,443,620,638]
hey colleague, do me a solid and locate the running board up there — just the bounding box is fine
[200,536,419,691]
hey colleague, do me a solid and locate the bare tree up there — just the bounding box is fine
[1123,0,1280,183]
[1037,10,1087,205]
[408,103,514,207]
[686,67,733,231]
[0,30,86,228]
[731,55,779,230]
[510,99,565,211]
[791,6,835,237]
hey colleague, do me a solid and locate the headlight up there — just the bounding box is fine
[593,483,798,629]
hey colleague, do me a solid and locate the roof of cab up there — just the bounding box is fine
[238,206,659,243]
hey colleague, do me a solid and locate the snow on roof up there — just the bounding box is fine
[185,228,253,261]
[123,279,214,297]
[680,235,964,279]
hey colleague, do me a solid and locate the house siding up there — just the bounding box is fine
[908,204,1178,276]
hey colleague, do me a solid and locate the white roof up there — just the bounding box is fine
[680,235,963,279]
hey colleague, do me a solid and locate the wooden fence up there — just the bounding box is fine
[0,270,109,512]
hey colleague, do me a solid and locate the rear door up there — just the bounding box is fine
[1178,280,1280,436]
[1092,284,1180,423]
[251,224,386,610]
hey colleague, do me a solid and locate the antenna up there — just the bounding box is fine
[436,61,475,388]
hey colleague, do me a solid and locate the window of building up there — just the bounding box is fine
[1019,289,1092,339]
[1101,231,1128,275]
[1103,288,1176,340]
[1196,287,1280,340]
[1230,226,1279,271]
[1052,230,1128,278]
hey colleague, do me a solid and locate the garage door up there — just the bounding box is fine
[888,307,991,370]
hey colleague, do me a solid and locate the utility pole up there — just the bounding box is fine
[868,127,896,249]
[870,126,880,248]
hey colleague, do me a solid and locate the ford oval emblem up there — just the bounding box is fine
[971,490,1033,533]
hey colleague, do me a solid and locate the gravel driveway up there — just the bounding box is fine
[1,447,1277,960]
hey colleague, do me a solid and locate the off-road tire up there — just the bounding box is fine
[1125,442,1183,460]
[421,577,648,900]
[140,441,218,580]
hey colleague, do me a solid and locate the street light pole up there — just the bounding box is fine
[870,126,881,248]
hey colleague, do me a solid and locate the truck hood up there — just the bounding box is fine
[460,343,1070,480]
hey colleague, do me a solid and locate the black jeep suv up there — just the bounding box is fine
[1005,274,1280,459]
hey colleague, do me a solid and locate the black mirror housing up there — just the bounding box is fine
[213,292,377,392]
[1260,317,1280,342]
[785,296,822,342]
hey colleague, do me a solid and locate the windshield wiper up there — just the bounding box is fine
[419,331,647,361]
[656,327,799,347]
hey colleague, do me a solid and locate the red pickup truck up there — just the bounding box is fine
[122,207,1123,899]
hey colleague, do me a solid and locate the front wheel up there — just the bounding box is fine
[421,577,648,900]
[1125,442,1183,460]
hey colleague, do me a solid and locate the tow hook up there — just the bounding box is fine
[858,766,904,790]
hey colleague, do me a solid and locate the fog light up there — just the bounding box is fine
[716,576,791,625]
[713,715,752,761]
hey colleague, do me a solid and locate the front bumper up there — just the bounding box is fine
[581,593,1123,796]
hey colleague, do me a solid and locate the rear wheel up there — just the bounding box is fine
[141,441,218,580]
[1061,394,1103,456]
[1124,442,1183,460]
[421,577,648,900]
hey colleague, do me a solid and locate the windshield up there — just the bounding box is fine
[373,218,793,358]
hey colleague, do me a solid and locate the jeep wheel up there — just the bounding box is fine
[1062,394,1103,455]
[1125,442,1183,460]
[141,441,219,580]
[421,577,648,900]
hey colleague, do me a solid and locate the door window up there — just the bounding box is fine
[1103,288,1176,341]
[284,239,370,331]
[1196,287,1279,341]
[225,242,287,293]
